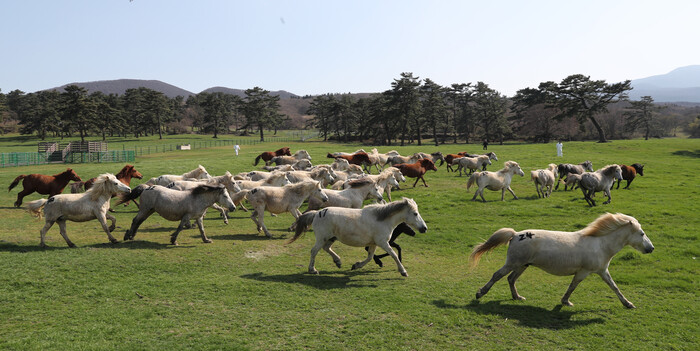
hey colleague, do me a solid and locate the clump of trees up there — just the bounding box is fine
[2,85,283,141]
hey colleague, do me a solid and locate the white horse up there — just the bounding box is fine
[346,167,404,202]
[246,181,329,238]
[455,155,492,176]
[246,170,288,182]
[166,171,242,224]
[119,184,236,245]
[286,168,336,187]
[308,178,384,210]
[530,163,558,198]
[388,153,424,166]
[268,150,312,165]
[470,212,654,308]
[146,165,211,186]
[288,198,428,277]
[579,165,623,207]
[467,161,525,202]
[25,174,132,247]
[563,173,583,190]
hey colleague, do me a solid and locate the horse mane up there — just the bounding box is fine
[631,163,644,173]
[115,164,134,179]
[191,184,224,195]
[347,178,373,188]
[581,213,638,237]
[55,168,75,177]
[287,180,318,195]
[503,161,520,169]
[182,165,207,178]
[85,173,116,200]
[601,164,620,176]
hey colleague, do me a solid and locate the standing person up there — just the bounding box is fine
[234,144,240,156]
[482,139,488,150]
[556,141,563,157]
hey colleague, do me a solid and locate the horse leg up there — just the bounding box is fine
[603,189,612,204]
[56,219,76,248]
[322,238,342,268]
[14,188,34,207]
[507,186,518,200]
[97,212,119,244]
[616,179,621,190]
[105,212,117,232]
[195,216,212,243]
[308,238,325,274]
[375,241,407,277]
[124,209,154,241]
[476,264,514,299]
[256,208,272,238]
[288,208,302,232]
[352,245,376,272]
[624,178,633,189]
[561,271,590,306]
[479,188,487,202]
[170,217,191,245]
[412,177,420,188]
[598,269,635,308]
[250,210,262,233]
[39,220,55,248]
[385,187,392,202]
[501,188,506,201]
[420,176,429,187]
[507,266,529,300]
[211,203,228,224]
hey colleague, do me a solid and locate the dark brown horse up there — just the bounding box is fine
[328,152,371,167]
[616,164,644,189]
[8,168,81,207]
[394,158,438,187]
[366,222,416,267]
[254,147,291,166]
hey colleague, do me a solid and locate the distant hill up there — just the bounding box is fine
[201,87,300,100]
[49,79,195,99]
[630,65,700,103]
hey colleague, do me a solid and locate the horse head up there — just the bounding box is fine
[613,165,623,180]
[421,159,437,171]
[505,161,524,176]
[615,214,654,254]
[65,168,82,182]
[582,161,594,172]
[402,198,427,233]
[632,163,644,176]
[311,181,328,202]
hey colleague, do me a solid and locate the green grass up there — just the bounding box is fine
[1,137,698,350]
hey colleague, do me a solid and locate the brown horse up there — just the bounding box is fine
[328,152,371,167]
[254,147,291,166]
[71,164,143,193]
[444,152,469,172]
[394,159,438,187]
[616,163,644,189]
[8,168,82,207]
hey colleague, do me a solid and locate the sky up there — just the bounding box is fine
[2,0,699,97]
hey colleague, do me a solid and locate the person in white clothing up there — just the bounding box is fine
[556,141,563,157]
[234,144,240,156]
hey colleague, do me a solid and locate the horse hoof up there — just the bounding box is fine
[351,263,359,270]
[110,238,118,244]
[561,300,574,307]
[68,243,77,248]
[309,269,319,275]
[476,290,484,299]
[400,271,408,277]
[108,226,116,232]
[335,261,342,268]
[203,239,213,243]
[624,302,636,309]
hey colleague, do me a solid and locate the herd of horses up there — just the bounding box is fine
[7,146,652,308]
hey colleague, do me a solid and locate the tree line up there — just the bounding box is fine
[0,85,284,142]
[1,73,698,144]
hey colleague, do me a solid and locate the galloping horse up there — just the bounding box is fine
[254,147,292,166]
[328,152,371,167]
[467,161,524,202]
[368,222,416,267]
[146,165,210,186]
[25,174,131,247]
[616,163,644,189]
[444,152,469,172]
[579,165,623,207]
[289,198,428,277]
[9,168,82,207]
[394,159,438,187]
[470,212,654,308]
[555,161,593,190]
[530,163,558,198]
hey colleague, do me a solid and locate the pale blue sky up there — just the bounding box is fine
[2,0,698,96]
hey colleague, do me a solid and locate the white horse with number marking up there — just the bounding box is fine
[467,161,525,202]
[470,212,654,308]
[26,173,132,247]
[288,198,428,277]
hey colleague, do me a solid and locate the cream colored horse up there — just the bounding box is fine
[268,150,312,165]
[467,161,525,202]
[308,179,384,210]
[146,165,211,186]
[246,181,329,238]
[288,198,427,277]
[470,212,654,308]
[455,155,492,176]
[530,163,558,198]
[26,174,132,247]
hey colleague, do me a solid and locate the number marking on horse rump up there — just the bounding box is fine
[146,186,155,191]
[319,208,329,218]
[519,232,535,241]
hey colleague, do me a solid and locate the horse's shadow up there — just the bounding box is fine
[0,242,70,252]
[240,270,391,290]
[88,240,186,250]
[672,149,700,158]
[432,299,605,330]
[208,233,276,242]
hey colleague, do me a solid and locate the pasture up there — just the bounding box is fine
[1,136,698,350]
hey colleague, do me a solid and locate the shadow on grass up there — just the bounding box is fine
[209,233,276,242]
[0,239,189,251]
[432,299,605,330]
[241,270,396,290]
[672,150,700,158]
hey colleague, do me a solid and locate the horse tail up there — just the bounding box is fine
[469,228,516,268]
[26,198,48,218]
[466,172,480,189]
[287,211,317,244]
[254,154,262,166]
[116,184,148,206]
[8,175,26,192]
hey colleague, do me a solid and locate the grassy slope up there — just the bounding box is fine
[0,137,698,350]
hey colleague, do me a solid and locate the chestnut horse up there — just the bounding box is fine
[71,164,143,193]
[254,147,291,166]
[328,152,371,167]
[445,152,469,172]
[9,168,82,207]
[616,163,644,189]
[394,159,438,187]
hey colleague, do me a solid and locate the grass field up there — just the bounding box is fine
[0,135,698,350]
